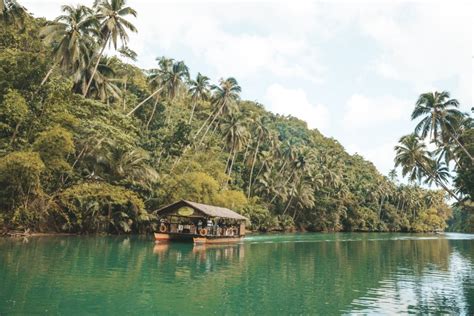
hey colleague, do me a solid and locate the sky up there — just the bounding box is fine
[22,0,474,176]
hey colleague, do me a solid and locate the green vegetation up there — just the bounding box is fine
[394,91,474,232]
[0,0,470,234]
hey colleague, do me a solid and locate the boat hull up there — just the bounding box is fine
[154,233,243,244]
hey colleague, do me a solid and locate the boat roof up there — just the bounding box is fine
[155,200,248,221]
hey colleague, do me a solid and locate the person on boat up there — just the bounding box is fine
[197,219,203,231]
[207,219,213,235]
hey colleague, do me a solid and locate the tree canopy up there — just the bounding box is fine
[1,1,470,234]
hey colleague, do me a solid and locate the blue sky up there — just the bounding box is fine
[23,0,473,176]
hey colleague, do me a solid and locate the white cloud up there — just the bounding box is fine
[265,84,330,132]
[346,141,397,176]
[121,1,326,83]
[342,94,412,128]
[356,1,473,107]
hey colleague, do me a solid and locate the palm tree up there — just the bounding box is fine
[188,73,210,123]
[163,60,189,100]
[195,77,241,144]
[394,134,430,183]
[277,141,296,175]
[84,0,137,97]
[1,0,28,28]
[394,134,459,201]
[270,148,309,204]
[220,112,249,181]
[40,5,97,86]
[108,148,158,185]
[247,115,269,197]
[128,57,189,119]
[412,91,473,162]
[388,169,398,183]
[73,56,121,103]
[424,160,451,188]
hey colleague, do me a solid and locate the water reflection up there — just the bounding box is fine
[0,233,473,315]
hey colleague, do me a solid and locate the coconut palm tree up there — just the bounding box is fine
[73,56,121,103]
[108,148,158,185]
[424,159,451,188]
[195,77,241,144]
[388,169,398,183]
[163,60,189,100]
[84,0,137,97]
[412,91,473,162]
[394,134,459,201]
[220,112,249,180]
[394,134,431,183]
[140,57,173,127]
[40,5,97,86]
[247,115,269,197]
[188,73,210,123]
[128,57,188,119]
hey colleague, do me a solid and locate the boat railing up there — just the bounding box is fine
[164,223,240,237]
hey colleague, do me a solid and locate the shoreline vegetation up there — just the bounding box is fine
[0,0,472,236]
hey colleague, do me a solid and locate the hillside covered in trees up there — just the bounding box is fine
[0,0,471,234]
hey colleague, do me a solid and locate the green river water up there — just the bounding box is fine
[1,233,473,315]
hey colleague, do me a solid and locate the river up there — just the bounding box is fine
[1,233,473,315]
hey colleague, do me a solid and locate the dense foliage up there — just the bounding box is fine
[393,92,473,232]
[1,1,467,234]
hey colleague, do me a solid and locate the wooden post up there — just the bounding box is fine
[240,222,246,236]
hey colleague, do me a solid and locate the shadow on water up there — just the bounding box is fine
[0,233,473,314]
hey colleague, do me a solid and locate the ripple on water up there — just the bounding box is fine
[0,233,473,315]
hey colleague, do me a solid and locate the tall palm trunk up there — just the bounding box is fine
[242,142,250,164]
[127,86,164,116]
[198,99,227,145]
[283,192,294,216]
[416,158,460,202]
[83,33,110,97]
[225,148,233,174]
[122,77,128,112]
[247,138,260,198]
[188,97,197,124]
[40,62,57,87]
[227,149,237,180]
[449,130,474,162]
[378,195,385,220]
[193,108,217,139]
[270,169,296,204]
[146,98,159,130]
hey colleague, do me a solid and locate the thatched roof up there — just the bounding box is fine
[156,200,248,221]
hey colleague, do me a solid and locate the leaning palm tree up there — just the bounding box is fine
[84,0,137,97]
[394,134,459,201]
[127,57,184,116]
[424,159,451,188]
[40,5,97,86]
[196,77,241,144]
[412,91,473,162]
[188,73,210,123]
[394,134,431,183]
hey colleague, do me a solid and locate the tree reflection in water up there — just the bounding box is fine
[0,233,472,315]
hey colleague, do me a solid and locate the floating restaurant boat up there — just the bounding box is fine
[154,200,248,244]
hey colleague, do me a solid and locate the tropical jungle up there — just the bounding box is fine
[0,0,472,235]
